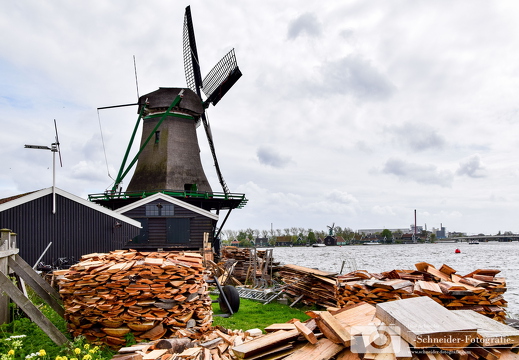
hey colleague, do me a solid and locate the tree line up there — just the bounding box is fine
[221,226,519,247]
[220,226,357,247]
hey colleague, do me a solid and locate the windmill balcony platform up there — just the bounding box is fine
[88,189,248,211]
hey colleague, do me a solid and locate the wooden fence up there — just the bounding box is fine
[0,228,68,346]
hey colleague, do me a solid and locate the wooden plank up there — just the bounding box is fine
[294,320,318,344]
[496,350,519,360]
[415,262,435,272]
[417,281,443,296]
[241,344,295,360]
[282,338,344,360]
[467,344,499,360]
[452,310,519,346]
[439,264,457,276]
[0,248,19,258]
[280,264,337,277]
[231,330,300,359]
[332,302,381,331]
[0,271,69,346]
[425,267,451,282]
[375,297,477,349]
[373,280,414,291]
[142,350,168,360]
[264,323,297,332]
[316,311,352,346]
[0,234,10,325]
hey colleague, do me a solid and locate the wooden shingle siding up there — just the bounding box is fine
[120,197,216,251]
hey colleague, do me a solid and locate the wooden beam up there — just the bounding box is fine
[0,271,68,346]
[0,229,12,324]
[0,248,19,258]
[294,320,318,344]
[316,311,352,346]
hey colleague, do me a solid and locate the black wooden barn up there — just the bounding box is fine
[324,235,338,246]
[0,187,141,267]
[114,193,218,251]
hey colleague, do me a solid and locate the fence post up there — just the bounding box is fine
[0,229,12,324]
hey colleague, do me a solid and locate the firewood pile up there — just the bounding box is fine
[115,297,519,360]
[336,262,507,322]
[58,250,213,348]
[219,247,270,284]
[273,262,507,322]
[275,264,338,308]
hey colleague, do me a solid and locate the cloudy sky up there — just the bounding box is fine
[1,1,519,235]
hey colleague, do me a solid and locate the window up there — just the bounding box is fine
[162,204,174,216]
[146,203,174,216]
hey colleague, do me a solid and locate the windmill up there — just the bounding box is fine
[24,119,63,214]
[327,223,336,236]
[91,6,247,236]
[104,6,242,198]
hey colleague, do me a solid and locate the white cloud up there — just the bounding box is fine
[256,146,293,168]
[287,13,322,39]
[382,158,454,187]
[456,154,487,178]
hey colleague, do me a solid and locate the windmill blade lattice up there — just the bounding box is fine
[202,49,242,106]
[183,6,203,97]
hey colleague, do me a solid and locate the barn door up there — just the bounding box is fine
[166,218,190,244]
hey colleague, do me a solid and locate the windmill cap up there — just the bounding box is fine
[138,87,204,116]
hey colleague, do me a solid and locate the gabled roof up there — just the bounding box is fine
[0,187,141,227]
[114,193,219,221]
[0,190,38,205]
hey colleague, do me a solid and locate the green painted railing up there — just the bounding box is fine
[88,190,248,208]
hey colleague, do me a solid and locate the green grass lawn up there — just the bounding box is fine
[0,292,312,360]
[210,294,312,332]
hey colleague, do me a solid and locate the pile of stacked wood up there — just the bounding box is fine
[336,262,507,322]
[115,297,519,360]
[58,250,212,348]
[275,264,337,308]
[219,247,270,284]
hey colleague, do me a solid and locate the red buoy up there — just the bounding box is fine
[455,248,461,253]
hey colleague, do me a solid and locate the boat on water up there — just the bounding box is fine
[469,240,480,245]
[312,243,326,247]
[363,241,381,245]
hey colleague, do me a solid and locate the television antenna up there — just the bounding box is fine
[24,119,63,214]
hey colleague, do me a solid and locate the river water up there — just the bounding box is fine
[265,242,519,318]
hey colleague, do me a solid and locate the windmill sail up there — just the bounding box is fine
[183,5,203,96]
[203,49,242,106]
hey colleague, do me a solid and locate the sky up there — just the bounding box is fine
[1,1,519,236]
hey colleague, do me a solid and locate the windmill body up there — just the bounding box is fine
[127,87,212,193]
[89,6,246,254]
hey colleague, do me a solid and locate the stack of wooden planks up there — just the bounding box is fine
[58,250,213,348]
[335,262,507,322]
[275,264,337,308]
[220,247,268,283]
[115,297,519,360]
